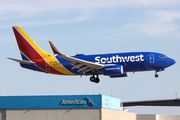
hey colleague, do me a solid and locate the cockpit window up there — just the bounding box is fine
[159,55,168,58]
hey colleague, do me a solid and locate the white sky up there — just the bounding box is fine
[0,0,180,115]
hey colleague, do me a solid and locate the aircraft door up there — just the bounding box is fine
[149,54,154,63]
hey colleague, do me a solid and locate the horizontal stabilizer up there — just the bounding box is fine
[7,57,35,65]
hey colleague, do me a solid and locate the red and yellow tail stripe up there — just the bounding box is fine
[13,26,75,75]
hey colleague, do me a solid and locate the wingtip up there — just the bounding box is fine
[48,41,62,55]
[7,57,11,60]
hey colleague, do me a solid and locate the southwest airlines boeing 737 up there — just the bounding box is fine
[8,26,176,83]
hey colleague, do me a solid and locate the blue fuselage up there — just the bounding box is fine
[55,52,176,75]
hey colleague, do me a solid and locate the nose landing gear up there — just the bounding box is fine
[154,69,164,78]
[155,71,158,78]
[90,75,100,83]
[155,73,158,78]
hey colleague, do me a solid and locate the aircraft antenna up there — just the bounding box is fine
[175,92,178,99]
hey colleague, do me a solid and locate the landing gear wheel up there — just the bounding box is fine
[155,73,158,78]
[90,75,95,82]
[90,75,100,83]
[95,78,100,83]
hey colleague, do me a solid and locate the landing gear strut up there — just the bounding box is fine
[90,75,100,83]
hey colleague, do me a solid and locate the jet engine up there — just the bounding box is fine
[103,65,123,76]
[109,72,128,78]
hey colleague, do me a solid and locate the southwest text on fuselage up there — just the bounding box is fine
[95,54,144,64]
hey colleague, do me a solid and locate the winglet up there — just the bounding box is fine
[48,41,62,55]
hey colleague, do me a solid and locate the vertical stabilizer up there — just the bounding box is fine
[12,26,65,75]
[12,26,49,61]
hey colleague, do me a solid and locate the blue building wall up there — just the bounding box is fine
[102,95,121,110]
[0,95,120,110]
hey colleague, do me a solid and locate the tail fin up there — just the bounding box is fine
[12,26,49,61]
[12,26,67,75]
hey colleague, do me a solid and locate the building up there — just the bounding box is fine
[0,95,136,120]
[123,99,180,120]
[137,114,180,120]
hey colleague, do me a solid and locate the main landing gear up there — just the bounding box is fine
[90,75,100,83]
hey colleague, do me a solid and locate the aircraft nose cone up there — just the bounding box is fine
[172,59,176,65]
[169,58,176,66]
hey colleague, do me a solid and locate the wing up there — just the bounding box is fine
[48,41,104,74]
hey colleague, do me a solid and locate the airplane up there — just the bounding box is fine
[7,26,176,83]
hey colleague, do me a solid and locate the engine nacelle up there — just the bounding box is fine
[110,72,128,78]
[103,65,123,76]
